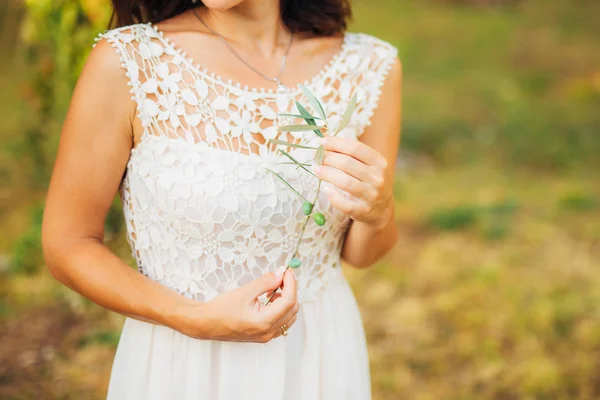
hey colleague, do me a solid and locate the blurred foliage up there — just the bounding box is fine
[10,204,44,275]
[6,0,117,279]
[427,205,479,231]
[1,0,599,399]
[426,199,518,240]
[15,0,109,187]
[559,192,599,213]
[77,330,121,348]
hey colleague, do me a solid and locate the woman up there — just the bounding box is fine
[42,0,401,398]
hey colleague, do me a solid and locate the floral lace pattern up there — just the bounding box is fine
[96,23,397,302]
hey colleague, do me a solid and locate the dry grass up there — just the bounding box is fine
[346,165,600,399]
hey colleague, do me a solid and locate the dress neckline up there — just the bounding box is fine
[146,22,350,97]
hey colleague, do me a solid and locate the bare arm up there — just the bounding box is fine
[41,38,198,330]
[315,58,402,268]
[341,58,402,267]
[42,38,298,342]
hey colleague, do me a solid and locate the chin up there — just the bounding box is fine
[200,0,245,10]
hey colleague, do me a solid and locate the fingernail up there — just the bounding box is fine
[275,265,286,279]
[322,186,330,196]
[313,165,321,175]
[319,137,328,146]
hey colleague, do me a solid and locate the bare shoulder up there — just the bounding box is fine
[299,31,345,57]
[355,33,402,155]
[82,24,148,94]
[72,27,141,131]
[85,34,128,81]
[152,11,193,33]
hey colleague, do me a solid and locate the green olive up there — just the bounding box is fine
[313,212,326,226]
[302,201,313,215]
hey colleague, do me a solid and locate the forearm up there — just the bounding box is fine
[341,203,398,268]
[43,237,199,333]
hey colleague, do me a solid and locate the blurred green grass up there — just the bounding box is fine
[354,0,600,170]
[1,0,600,399]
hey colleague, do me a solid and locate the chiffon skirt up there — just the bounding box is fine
[106,274,371,400]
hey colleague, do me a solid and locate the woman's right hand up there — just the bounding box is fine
[177,266,299,343]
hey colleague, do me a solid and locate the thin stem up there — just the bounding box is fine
[264,88,335,306]
[292,215,311,258]
[266,169,309,202]
[279,149,317,177]
[264,178,323,305]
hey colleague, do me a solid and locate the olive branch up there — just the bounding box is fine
[263,85,358,304]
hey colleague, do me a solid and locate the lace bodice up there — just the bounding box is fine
[96,23,397,302]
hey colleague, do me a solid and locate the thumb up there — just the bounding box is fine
[244,266,286,298]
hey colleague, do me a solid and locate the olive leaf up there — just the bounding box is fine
[296,103,316,125]
[278,113,323,120]
[278,124,324,133]
[334,93,358,136]
[300,84,327,121]
[279,150,317,177]
[314,145,325,165]
[268,139,317,150]
[266,168,309,202]
[296,102,324,138]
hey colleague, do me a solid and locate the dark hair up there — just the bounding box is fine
[110,0,352,36]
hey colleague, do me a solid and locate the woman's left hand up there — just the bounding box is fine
[313,136,394,230]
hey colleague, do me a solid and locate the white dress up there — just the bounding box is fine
[96,22,397,400]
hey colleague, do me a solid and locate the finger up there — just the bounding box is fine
[263,269,297,321]
[324,186,370,218]
[285,314,298,330]
[321,136,386,169]
[279,275,298,319]
[271,299,299,339]
[267,292,283,303]
[279,268,298,303]
[244,266,286,299]
[322,151,372,182]
[314,164,372,201]
[280,309,298,331]
[271,313,298,339]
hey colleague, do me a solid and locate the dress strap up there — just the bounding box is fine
[344,33,399,137]
[93,24,158,136]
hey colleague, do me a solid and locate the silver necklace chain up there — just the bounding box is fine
[191,7,294,90]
